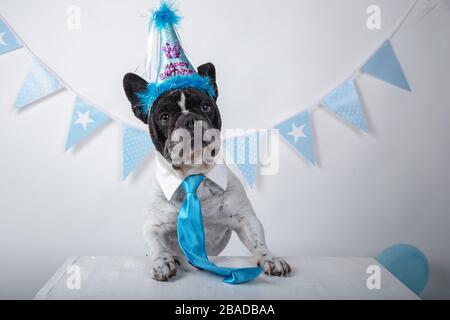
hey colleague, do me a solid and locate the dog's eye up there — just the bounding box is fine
[201,105,211,113]
[159,113,170,123]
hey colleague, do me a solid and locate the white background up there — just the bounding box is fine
[0,0,449,299]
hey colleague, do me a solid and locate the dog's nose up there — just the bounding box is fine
[178,113,202,131]
[181,116,195,131]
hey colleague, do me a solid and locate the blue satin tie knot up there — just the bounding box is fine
[181,174,204,195]
[177,174,262,284]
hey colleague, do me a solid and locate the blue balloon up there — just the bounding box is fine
[377,244,429,295]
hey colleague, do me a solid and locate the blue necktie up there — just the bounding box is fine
[177,174,262,284]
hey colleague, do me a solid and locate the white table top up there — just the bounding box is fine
[34,256,419,300]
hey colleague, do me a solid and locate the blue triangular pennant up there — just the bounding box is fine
[322,79,368,132]
[275,110,315,164]
[0,17,22,55]
[122,125,154,180]
[225,133,258,187]
[65,97,111,150]
[361,40,411,92]
[14,59,63,108]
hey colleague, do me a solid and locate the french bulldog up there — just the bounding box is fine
[123,63,291,281]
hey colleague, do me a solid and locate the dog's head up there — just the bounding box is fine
[123,63,221,173]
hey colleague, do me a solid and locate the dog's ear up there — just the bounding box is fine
[197,63,218,101]
[123,73,149,124]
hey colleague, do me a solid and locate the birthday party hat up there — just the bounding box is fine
[138,1,217,113]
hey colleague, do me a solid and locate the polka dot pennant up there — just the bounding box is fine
[225,133,258,188]
[14,59,63,109]
[122,125,154,180]
[322,79,368,132]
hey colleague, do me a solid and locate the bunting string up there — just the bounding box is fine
[0,0,438,185]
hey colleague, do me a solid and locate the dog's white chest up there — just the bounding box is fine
[145,166,256,258]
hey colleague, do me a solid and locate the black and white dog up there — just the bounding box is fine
[123,63,291,281]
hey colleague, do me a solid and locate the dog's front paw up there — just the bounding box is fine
[151,256,178,281]
[257,255,292,277]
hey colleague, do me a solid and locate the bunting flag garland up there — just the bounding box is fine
[0,0,425,186]
[361,40,411,92]
[65,97,112,150]
[321,79,369,132]
[276,110,315,165]
[122,125,154,180]
[0,17,22,55]
[225,133,258,187]
[14,59,64,109]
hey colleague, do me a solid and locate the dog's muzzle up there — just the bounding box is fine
[165,113,218,167]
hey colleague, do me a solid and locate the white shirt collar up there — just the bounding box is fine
[155,154,228,201]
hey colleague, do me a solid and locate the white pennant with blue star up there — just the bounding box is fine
[361,40,411,92]
[225,133,258,188]
[276,110,315,165]
[14,59,64,109]
[322,79,368,132]
[122,125,154,180]
[0,17,22,55]
[65,97,111,150]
